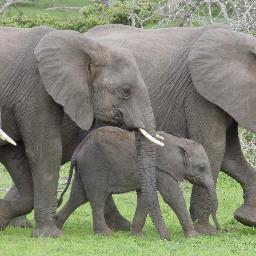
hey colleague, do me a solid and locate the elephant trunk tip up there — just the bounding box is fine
[212,213,221,231]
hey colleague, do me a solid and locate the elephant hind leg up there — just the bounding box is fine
[56,172,88,229]
[0,144,33,230]
[5,185,32,228]
[222,121,256,226]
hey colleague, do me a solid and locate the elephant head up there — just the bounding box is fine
[29,30,167,239]
[157,132,220,231]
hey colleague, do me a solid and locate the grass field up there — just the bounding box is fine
[0,0,91,20]
[0,163,256,256]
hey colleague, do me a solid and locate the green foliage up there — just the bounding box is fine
[239,127,256,167]
[0,1,162,31]
[82,2,131,26]
[82,1,160,27]
[0,15,88,32]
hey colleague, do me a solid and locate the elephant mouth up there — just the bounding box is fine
[94,114,164,147]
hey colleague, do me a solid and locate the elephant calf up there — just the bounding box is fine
[56,127,220,238]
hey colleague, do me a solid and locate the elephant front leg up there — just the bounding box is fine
[222,121,256,226]
[104,196,131,231]
[17,103,63,238]
[158,175,197,237]
[186,99,229,235]
[29,136,62,238]
[189,136,226,235]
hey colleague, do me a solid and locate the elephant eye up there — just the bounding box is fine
[199,163,205,171]
[122,86,131,98]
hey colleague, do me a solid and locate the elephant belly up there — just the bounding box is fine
[107,165,141,195]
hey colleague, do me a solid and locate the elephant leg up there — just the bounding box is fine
[221,121,256,226]
[56,172,88,229]
[17,100,63,238]
[186,97,230,235]
[131,190,148,236]
[104,196,131,231]
[5,185,32,228]
[0,144,33,230]
[90,197,112,235]
[158,175,197,237]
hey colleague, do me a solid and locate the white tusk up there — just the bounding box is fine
[139,128,164,147]
[156,133,165,140]
[0,129,17,146]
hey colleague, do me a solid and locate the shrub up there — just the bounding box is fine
[0,14,92,32]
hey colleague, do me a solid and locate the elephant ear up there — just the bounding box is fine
[34,30,104,130]
[156,132,185,182]
[188,28,256,132]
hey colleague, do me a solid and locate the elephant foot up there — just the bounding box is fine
[105,215,131,231]
[94,227,112,236]
[234,204,256,226]
[0,200,14,230]
[55,215,65,230]
[194,222,217,235]
[159,229,170,241]
[184,230,199,238]
[130,230,144,237]
[9,216,32,228]
[31,224,63,238]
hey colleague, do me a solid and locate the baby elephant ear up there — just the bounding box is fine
[34,30,103,130]
[156,133,186,183]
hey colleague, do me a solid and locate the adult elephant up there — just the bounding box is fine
[0,26,167,238]
[82,24,256,234]
[5,24,256,235]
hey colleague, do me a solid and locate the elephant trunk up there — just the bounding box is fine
[135,129,169,240]
[207,184,220,231]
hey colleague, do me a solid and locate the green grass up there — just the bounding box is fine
[0,164,255,256]
[0,0,92,20]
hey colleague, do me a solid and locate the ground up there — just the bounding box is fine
[0,163,255,256]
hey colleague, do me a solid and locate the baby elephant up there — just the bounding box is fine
[56,127,219,238]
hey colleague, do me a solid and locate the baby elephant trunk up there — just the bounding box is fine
[207,184,221,231]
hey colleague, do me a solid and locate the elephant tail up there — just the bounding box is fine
[57,160,76,208]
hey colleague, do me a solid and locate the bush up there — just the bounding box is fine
[239,127,256,167]
[0,1,161,30]
[0,15,88,31]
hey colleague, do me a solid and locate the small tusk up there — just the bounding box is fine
[156,134,165,140]
[0,129,17,146]
[139,128,164,147]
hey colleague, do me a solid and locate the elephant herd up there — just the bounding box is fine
[0,23,256,240]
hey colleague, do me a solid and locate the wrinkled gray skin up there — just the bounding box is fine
[56,127,220,237]
[82,24,256,234]
[0,26,168,239]
[6,24,256,235]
